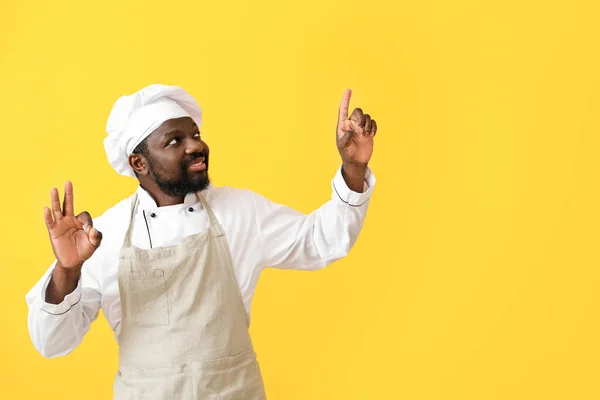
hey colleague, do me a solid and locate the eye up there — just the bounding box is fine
[167,137,178,146]
[194,131,201,138]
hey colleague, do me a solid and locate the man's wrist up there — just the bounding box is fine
[45,263,81,304]
[341,163,368,193]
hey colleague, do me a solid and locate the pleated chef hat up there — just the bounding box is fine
[104,84,203,177]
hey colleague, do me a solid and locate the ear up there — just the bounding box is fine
[129,153,149,176]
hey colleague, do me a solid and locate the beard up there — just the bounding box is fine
[147,152,210,197]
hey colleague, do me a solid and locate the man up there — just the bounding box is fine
[26,84,377,399]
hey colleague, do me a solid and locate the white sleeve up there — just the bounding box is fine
[25,254,102,358]
[253,165,376,270]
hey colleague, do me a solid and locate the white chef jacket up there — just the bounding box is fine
[26,166,375,358]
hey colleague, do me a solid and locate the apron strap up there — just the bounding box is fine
[197,192,224,235]
[122,192,139,249]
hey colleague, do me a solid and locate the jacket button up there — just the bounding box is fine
[150,212,156,218]
[188,207,194,212]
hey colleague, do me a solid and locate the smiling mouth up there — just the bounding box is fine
[187,157,206,171]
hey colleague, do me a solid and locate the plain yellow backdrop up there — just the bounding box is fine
[1,0,599,398]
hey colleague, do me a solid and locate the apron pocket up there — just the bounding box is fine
[129,269,170,327]
[192,350,266,400]
[114,369,194,399]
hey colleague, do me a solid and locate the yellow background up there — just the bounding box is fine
[1,0,599,398]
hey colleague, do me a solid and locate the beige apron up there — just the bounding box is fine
[113,192,266,399]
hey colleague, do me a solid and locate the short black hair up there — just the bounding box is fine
[132,136,150,156]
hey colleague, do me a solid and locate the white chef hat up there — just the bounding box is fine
[104,84,203,177]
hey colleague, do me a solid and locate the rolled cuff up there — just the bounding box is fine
[38,263,83,316]
[331,165,376,207]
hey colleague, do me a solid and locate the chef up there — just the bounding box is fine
[26,84,377,399]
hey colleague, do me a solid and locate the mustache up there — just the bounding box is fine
[183,152,208,167]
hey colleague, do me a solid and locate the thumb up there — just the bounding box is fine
[338,120,358,147]
[88,227,103,248]
[338,130,354,148]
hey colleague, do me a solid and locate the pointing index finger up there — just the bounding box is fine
[338,89,352,122]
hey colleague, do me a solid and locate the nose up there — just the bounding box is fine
[185,137,204,154]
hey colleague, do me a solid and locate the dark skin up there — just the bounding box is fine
[43,89,377,304]
[129,117,209,206]
[336,89,377,192]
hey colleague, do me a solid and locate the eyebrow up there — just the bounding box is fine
[162,125,200,138]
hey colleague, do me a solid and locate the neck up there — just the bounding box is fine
[139,182,185,207]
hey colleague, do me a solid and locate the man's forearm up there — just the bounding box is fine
[341,163,367,193]
[45,263,81,304]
